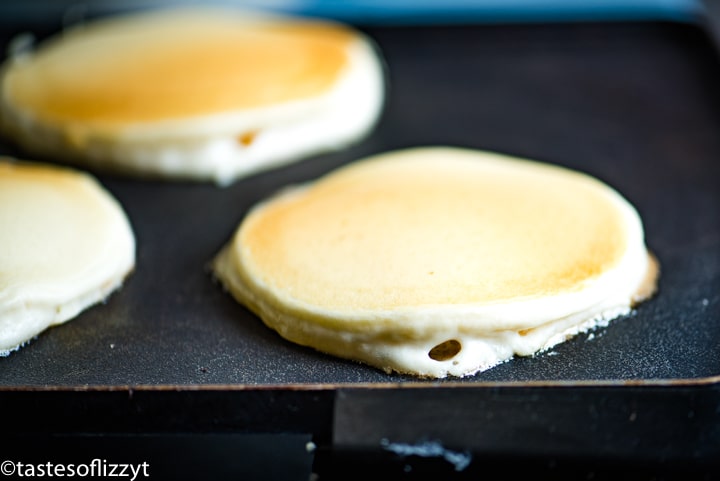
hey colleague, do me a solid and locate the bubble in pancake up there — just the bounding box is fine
[0,7,385,185]
[0,159,135,355]
[212,147,659,378]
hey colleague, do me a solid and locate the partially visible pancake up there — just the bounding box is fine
[0,159,135,355]
[212,147,659,378]
[0,7,385,185]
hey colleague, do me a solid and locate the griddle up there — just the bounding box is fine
[0,13,718,480]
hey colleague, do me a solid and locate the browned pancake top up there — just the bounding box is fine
[237,148,631,310]
[3,9,353,126]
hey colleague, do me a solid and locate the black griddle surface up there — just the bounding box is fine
[0,19,718,387]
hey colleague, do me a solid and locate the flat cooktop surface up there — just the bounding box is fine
[0,18,718,387]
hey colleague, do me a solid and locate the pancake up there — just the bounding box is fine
[212,147,659,378]
[0,7,385,185]
[0,159,135,355]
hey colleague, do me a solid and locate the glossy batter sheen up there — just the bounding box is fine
[0,160,135,355]
[3,10,352,126]
[213,147,659,378]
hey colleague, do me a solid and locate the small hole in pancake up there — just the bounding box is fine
[237,131,258,147]
[428,339,461,361]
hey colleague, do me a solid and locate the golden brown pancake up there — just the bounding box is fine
[212,147,658,378]
[0,7,385,185]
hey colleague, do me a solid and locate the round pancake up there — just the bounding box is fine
[212,147,659,378]
[0,159,135,355]
[0,7,385,185]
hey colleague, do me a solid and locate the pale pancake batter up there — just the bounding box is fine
[0,159,135,355]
